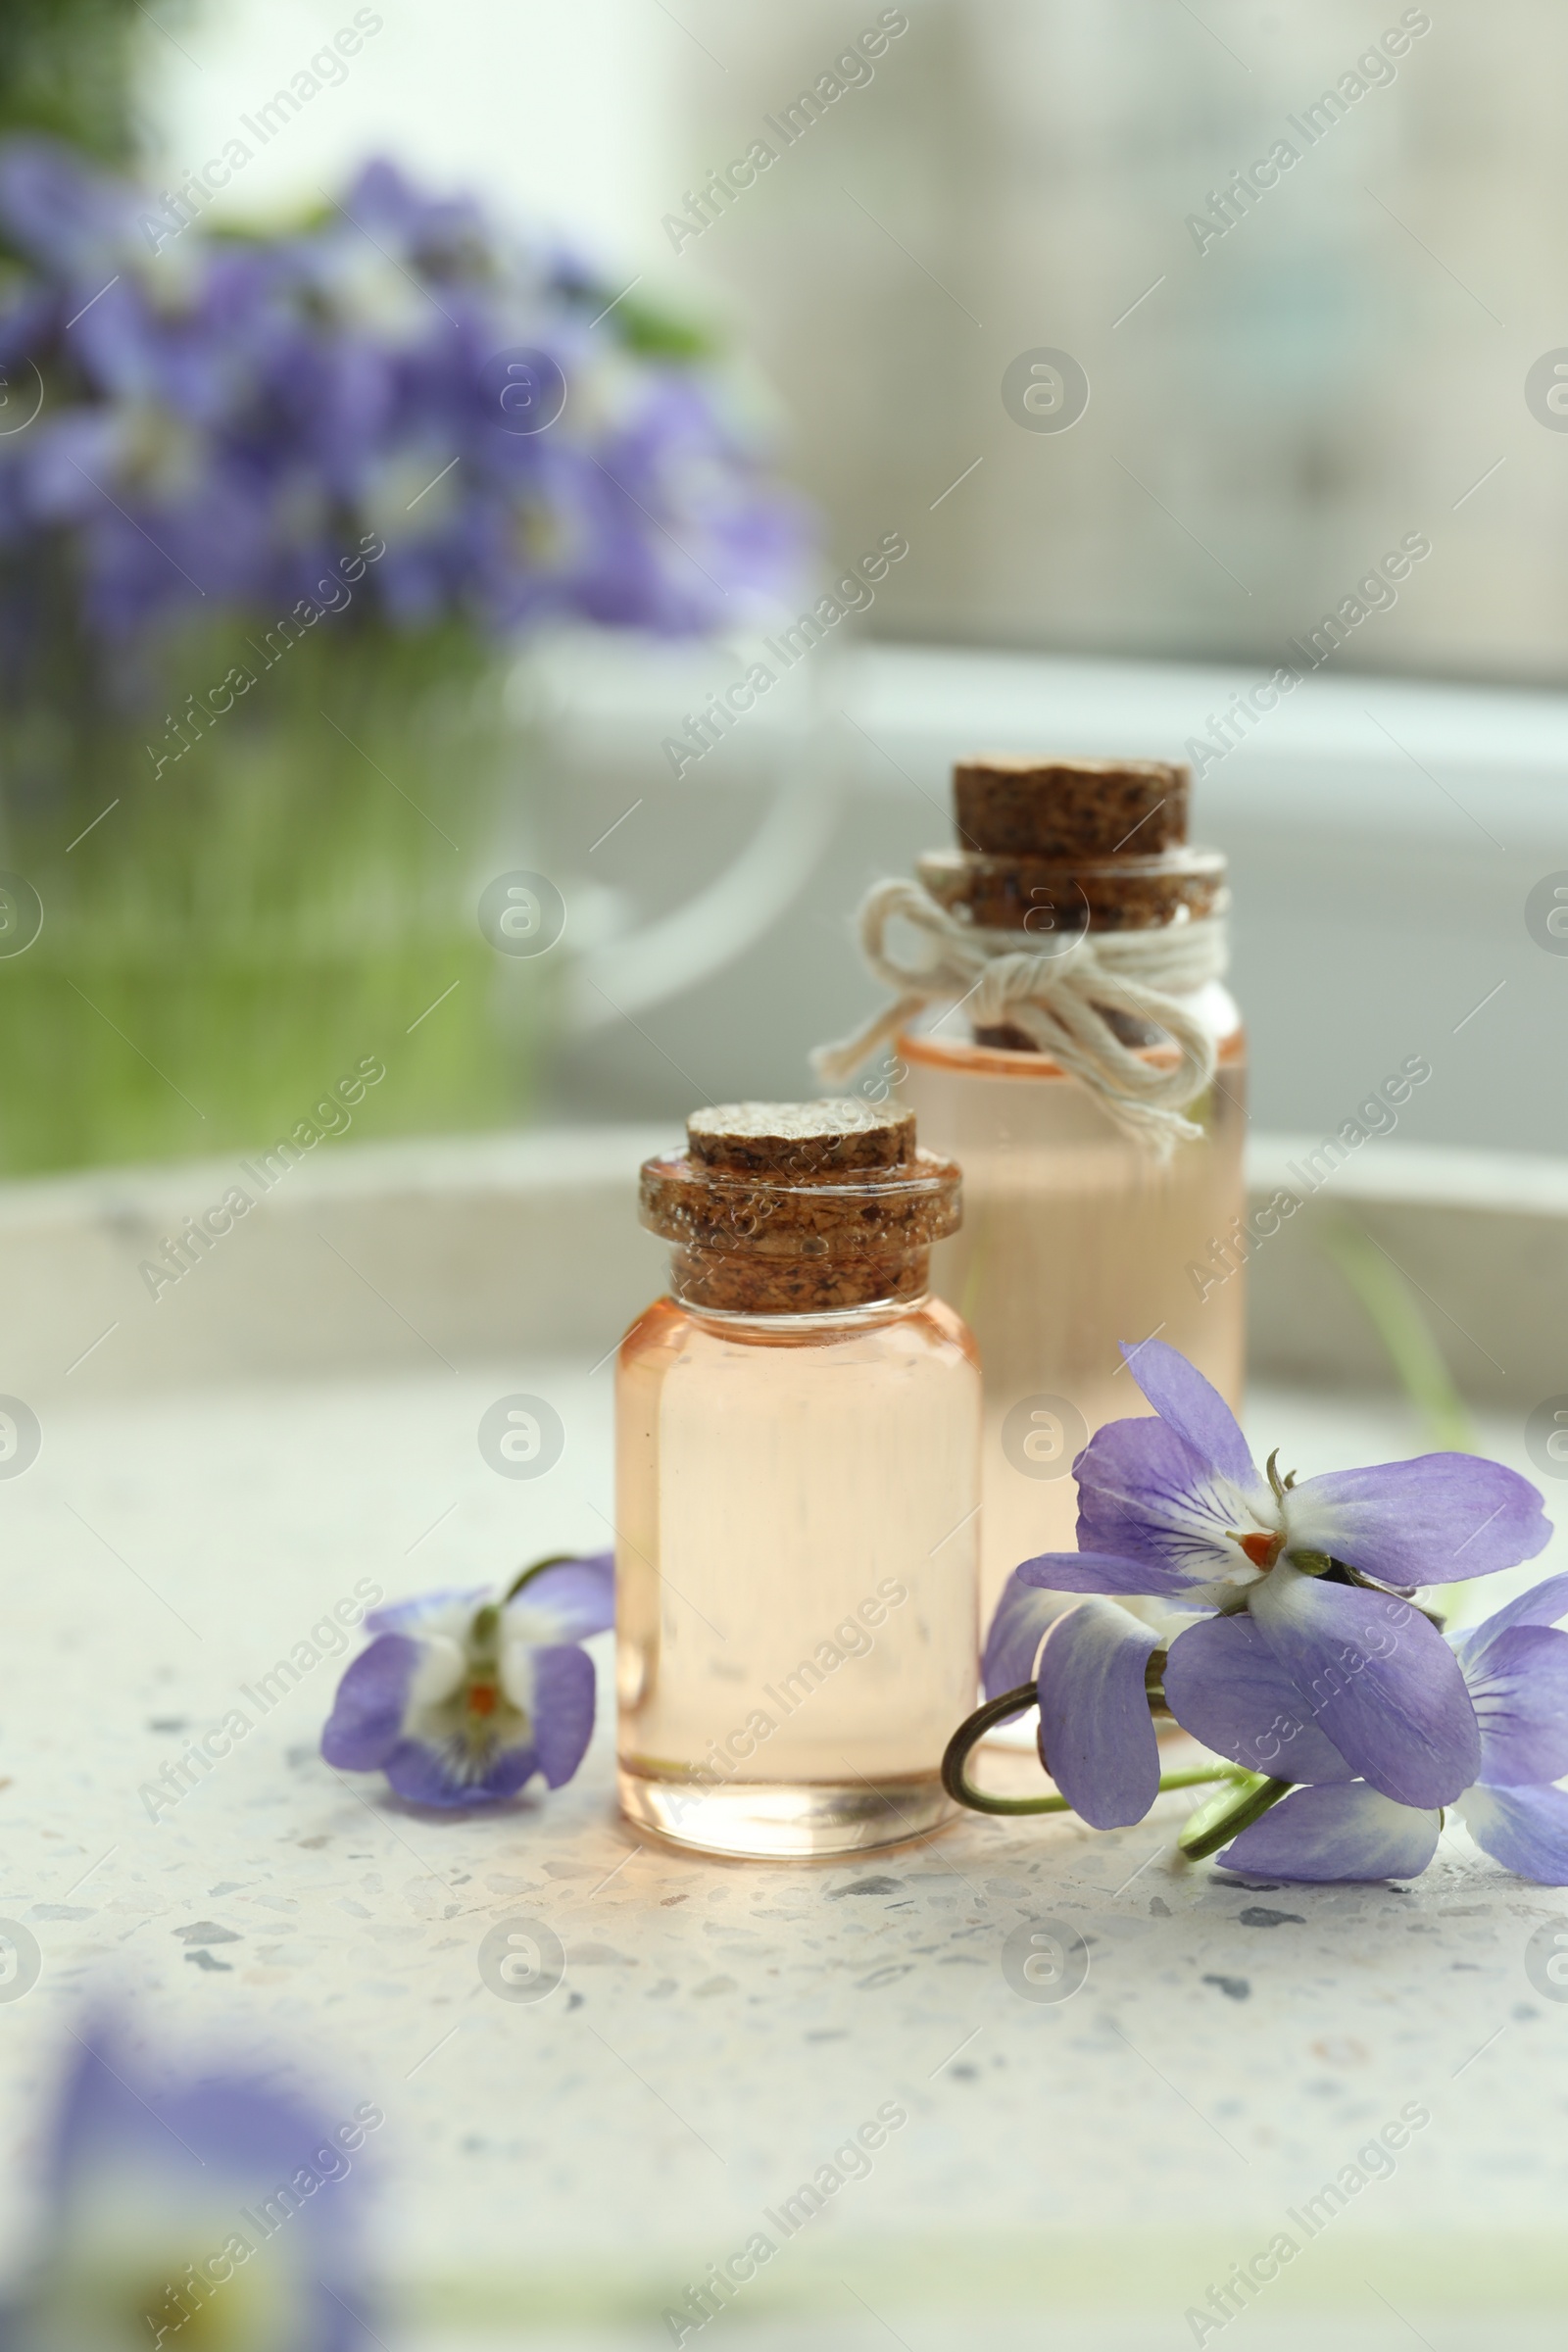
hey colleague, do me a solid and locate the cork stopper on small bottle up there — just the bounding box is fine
[641,1100,960,1313]
[687,1098,914,1177]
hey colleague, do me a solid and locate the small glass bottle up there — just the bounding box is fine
[615,1099,980,1860]
[894,756,1247,1637]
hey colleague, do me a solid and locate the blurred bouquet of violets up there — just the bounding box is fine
[0,136,808,1173]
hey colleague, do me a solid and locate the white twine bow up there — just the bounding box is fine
[811,877,1230,1155]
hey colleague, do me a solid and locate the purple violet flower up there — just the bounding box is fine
[1,2025,375,2350]
[320,1551,613,1808]
[984,1341,1551,1817]
[1181,1573,1568,1884]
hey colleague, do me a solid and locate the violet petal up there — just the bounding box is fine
[1454,1782,1568,1885]
[477,1740,549,1802]
[1247,1567,1480,1807]
[507,1551,614,1642]
[319,1635,419,1770]
[1119,1336,1261,1493]
[366,1587,487,1638]
[1074,1413,1273,1596]
[1036,1598,1160,1831]
[1219,1783,1441,1883]
[1285,1455,1550,1586]
[1461,1624,1568,1788]
[380,1736,534,1809]
[1015,1548,1208,1600]
[983,1570,1063,1701]
[1453,1570,1568,1675]
[1163,1612,1354,1784]
[530,1643,598,1788]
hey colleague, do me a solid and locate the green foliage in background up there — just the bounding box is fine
[0,620,550,1174]
[1322,1219,1494,1629]
[0,0,184,163]
[1320,1221,1474,1453]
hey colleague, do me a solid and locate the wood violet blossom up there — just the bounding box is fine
[950,1341,1561,1884]
[0,2026,378,2350]
[1182,1573,1568,1884]
[320,1552,612,1808]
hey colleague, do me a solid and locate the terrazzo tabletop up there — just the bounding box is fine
[3,1360,1566,2351]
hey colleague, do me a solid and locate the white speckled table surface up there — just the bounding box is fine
[3,1355,1567,2352]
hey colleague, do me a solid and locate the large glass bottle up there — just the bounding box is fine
[893,756,1247,1636]
[615,1100,981,1859]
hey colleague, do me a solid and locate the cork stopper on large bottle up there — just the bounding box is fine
[641,1100,960,1313]
[953,756,1189,860]
[920,752,1225,935]
[908,752,1229,1053]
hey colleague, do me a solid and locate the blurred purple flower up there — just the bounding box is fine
[0,2025,376,2350]
[0,139,810,658]
[321,1550,613,1808]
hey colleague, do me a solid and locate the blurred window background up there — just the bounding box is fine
[147,0,1567,679]
[0,0,1561,1171]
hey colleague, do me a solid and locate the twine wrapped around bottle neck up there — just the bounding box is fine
[811,876,1231,1156]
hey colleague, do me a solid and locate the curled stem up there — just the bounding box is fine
[502,1552,580,1604]
[942,1685,1069,1815]
[941,1686,1258,1821]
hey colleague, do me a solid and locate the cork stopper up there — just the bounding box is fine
[917,845,1227,934]
[955,757,1188,860]
[641,1100,960,1314]
[928,752,1227,1050]
[687,1099,914,1177]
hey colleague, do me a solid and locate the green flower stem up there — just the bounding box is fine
[941,1686,1255,1821]
[1156,1765,1254,1794]
[1177,1770,1294,1861]
[502,1553,580,1604]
